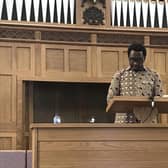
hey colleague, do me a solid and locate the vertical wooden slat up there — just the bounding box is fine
[105,0,111,27]
[16,79,23,126]
[75,0,81,25]
[1,0,8,20]
[149,0,156,28]
[0,75,12,123]
[11,75,16,123]
[64,47,69,72]
[166,0,168,27]
[87,46,92,77]
[34,0,40,22]
[22,81,27,148]
[41,0,47,22]
[16,79,24,149]
[16,0,23,21]
[11,134,17,149]
[142,0,148,27]
[56,0,62,23]
[25,0,32,21]
[91,46,97,77]
[63,0,68,24]
[116,0,121,26]
[32,128,38,168]
[135,0,141,27]
[111,0,115,26]
[31,44,35,77]
[0,0,3,20]
[28,82,34,148]
[35,43,42,76]
[144,35,150,46]
[41,44,46,77]
[70,0,75,24]
[122,0,128,27]
[6,0,14,20]
[129,0,135,27]
[91,34,97,77]
[49,0,55,23]
[157,0,164,28]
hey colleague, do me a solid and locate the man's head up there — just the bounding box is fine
[128,43,146,72]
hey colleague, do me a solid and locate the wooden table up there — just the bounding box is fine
[31,123,168,168]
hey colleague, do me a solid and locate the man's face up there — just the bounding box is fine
[129,50,145,72]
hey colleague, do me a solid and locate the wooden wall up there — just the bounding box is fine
[0,23,168,149]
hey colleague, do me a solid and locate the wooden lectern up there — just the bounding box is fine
[106,96,168,114]
[32,123,168,168]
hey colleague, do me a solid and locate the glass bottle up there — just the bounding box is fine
[89,116,95,123]
[53,113,61,124]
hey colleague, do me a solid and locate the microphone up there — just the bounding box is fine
[151,99,155,108]
[141,88,155,123]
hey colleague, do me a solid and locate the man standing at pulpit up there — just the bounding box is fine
[107,43,163,123]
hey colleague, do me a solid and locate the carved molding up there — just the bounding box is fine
[0,28,34,39]
[97,34,144,44]
[83,6,104,25]
[41,31,91,42]
[0,27,168,46]
[150,36,168,45]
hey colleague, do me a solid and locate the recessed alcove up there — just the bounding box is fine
[25,81,113,124]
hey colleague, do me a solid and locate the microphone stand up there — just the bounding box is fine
[141,90,155,123]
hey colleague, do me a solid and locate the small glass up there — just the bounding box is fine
[89,116,95,123]
[53,113,61,124]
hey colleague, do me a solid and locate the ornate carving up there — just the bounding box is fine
[81,0,105,8]
[150,36,168,45]
[0,28,34,39]
[0,28,91,42]
[83,6,104,25]
[41,31,91,42]
[97,34,144,44]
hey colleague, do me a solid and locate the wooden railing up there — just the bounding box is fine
[0,0,167,28]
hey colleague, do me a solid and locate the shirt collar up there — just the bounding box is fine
[126,66,147,71]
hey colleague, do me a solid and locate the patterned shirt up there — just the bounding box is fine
[107,66,163,103]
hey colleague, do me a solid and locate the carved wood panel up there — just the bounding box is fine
[42,44,92,79]
[151,48,168,93]
[15,43,35,77]
[151,48,168,123]
[0,44,13,74]
[46,48,64,71]
[0,75,15,123]
[97,47,129,78]
[69,49,87,72]
[152,49,168,75]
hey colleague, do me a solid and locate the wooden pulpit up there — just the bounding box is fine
[106,96,168,113]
